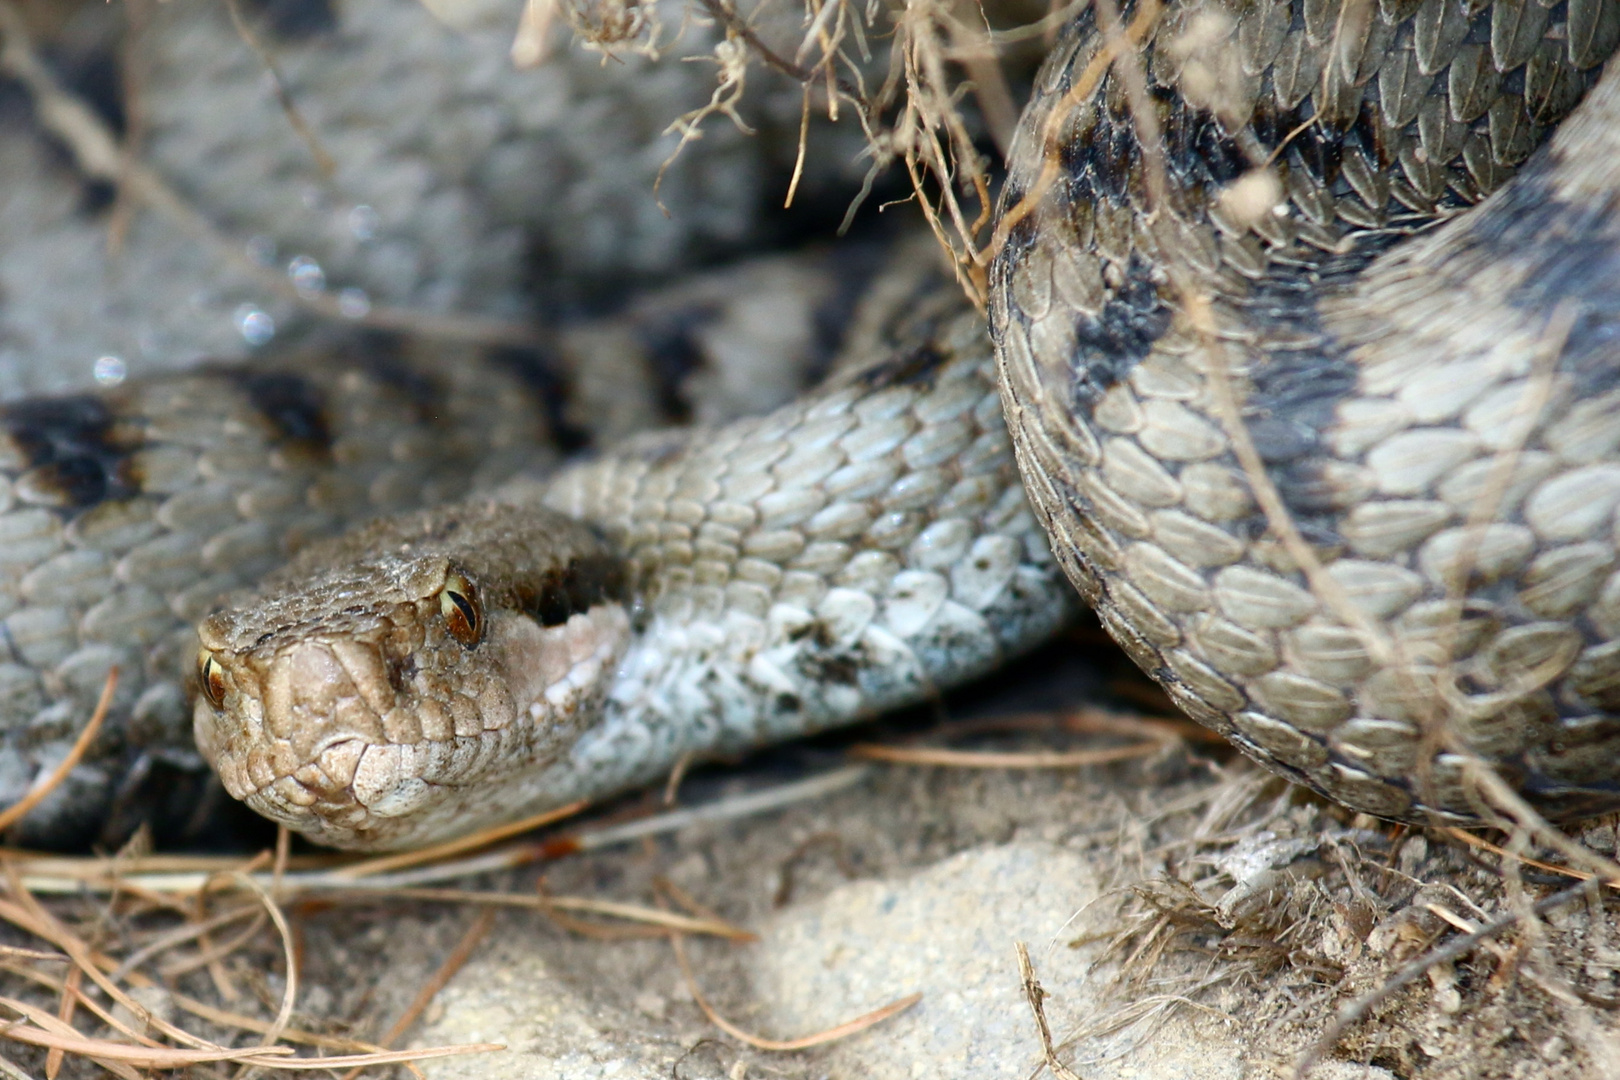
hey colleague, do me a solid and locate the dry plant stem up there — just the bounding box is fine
[221,0,336,175]
[1465,765,1620,887]
[195,851,270,1002]
[0,962,160,1056]
[0,952,61,965]
[1051,983,1232,1064]
[0,0,543,349]
[338,909,497,1080]
[946,4,1019,159]
[16,986,153,1066]
[1291,876,1599,1080]
[157,912,267,980]
[107,0,150,251]
[989,0,1091,43]
[561,764,874,855]
[328,800,588,881]
[222,872,298,1056]
[0,1019,495,1072]
[510,0,558,66]
[2,954,391,1056]
[653,875,729,928]
[0,870,219,1053]
[1016,943,1083,1080]
[533,892,668,941]
[42,965,78,1080]
[329,888,753,939]
[109,903,261,984]
[0,943,497,1071]
[896,0,996,300]
[1442,828,1620,890]
[661,752,696,806]
[850,741,1163,767]
[8,767,874,896]
[669,933,922,1050]
[145,984,390,1056]
[1062,707,1215,743]
[272,826,291,896]
[0,670,117,837]
[689,0,860,96]
[785,89,813,207]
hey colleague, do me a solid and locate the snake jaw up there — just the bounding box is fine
[191,503,634,849]
[196,596,634,848]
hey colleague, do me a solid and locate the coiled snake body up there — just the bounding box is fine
[5,0,1620,848]
[993,0,1620,823]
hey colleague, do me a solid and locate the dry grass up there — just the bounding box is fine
[515,0,1046,303]
[0,670,959,1075]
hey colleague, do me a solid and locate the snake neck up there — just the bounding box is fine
[532,297,1075,820]
[191,279,1076,850]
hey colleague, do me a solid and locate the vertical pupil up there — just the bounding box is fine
[442,579,482,647]
[202,656,225,706]
[449,592,477,632]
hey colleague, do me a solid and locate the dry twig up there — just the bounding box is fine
[669,934,921,1051]
[1017,943,1083,1080]
[1292,878,1600,1079]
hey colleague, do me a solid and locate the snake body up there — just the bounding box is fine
[194,270,1070,849]
[992,0,1620,821]
[0,341,562,839]
[0,244,871,845]
[5,0,1620,847]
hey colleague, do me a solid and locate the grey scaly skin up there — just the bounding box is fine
[0,341,560,841]
[193,277,1073,850]
[991,0,1620,822]
[0,248,869,846]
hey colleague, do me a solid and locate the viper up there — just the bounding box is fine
[4,0,1619,849]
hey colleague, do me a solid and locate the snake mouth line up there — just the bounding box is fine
[229,727,532,841]
[199,589,631,850]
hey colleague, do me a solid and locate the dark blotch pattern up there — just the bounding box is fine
[241,0,338,39]
[1234,236,1405,544]
[1069,251,1171,405]
[351,332,441,423]
[1,394,141,508]
[637,306,721,425]
[1444,153,1620,401]
[232,371,333,452]
[858,343,949,391]
[523,554,629,627]
[486,344,590,453]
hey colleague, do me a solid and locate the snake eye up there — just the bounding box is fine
[439,572,483,648]
[198,649,228,709]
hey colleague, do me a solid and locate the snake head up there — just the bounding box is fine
[192,502,631,850]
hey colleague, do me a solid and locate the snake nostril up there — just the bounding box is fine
[385,652,418,693]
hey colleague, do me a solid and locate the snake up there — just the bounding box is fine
[993,0,1620,824]
[5,0,1620,849]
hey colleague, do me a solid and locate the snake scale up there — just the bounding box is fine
[3,0,1620,849]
